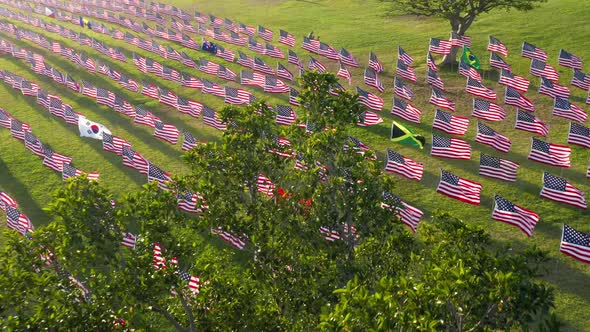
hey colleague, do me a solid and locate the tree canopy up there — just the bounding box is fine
[0,72,556,330]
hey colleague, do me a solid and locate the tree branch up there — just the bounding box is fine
[152,304,187,332]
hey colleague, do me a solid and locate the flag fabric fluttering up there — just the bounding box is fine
[560,224,590,264]
[392,97,421,124]
[528,138,571,168]
[492,195,538,237]
[540,172,586,209]
[431,135,471,160]
[479,154,519,182]
[391,121,425,149]
[436,169,482,205]
[384,149,423,181]
[432,109,469,136]
[78,116,111,140]
[381,191,423,232]
[461,46,480,69]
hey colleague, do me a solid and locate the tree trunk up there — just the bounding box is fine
[440,16,473,66]
[441,47,460,66]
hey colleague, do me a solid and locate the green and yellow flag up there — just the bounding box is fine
[390,121,424,149]
[461,46,480,69]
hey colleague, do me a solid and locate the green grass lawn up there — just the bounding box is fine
[0,0,589,329]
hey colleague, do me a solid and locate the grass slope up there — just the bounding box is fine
[0,0,588,329]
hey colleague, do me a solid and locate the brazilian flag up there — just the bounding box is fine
[461,46,480,69]
[390,121,424,149]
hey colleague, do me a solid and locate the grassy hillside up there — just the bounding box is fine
[0,0,589,329]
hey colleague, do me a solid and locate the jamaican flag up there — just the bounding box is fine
[461,46,480,69]
[390,121,424,149]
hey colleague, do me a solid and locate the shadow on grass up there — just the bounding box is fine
[0,157,46,220]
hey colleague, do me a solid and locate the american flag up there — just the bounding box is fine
[202,79,226,97]
[181,130,199,151]
[466,77,496,100]
[103,133,130,156]
[141,80,159,99]
[429,88,455,111]
[560,224,590,263]
[108,68,122,82]
[241,70,265,87]
[154,121,180,145]
[357,86,384,111]
[181,73,203,89]
[475,122,512,153]
[224,86,252,105]
[458,61,481,81]
[264,76,290,93]
[275,105,297,125]
[541,173,586,209]
[368,51,383,73]
[567,122,590,148]
[121,232,137,249]
[319,224,357,242]
[522,41,547,61]
[344,136,370,154]
[308,56,327,73]
[42,146,72,172]
[24,131,43,157]
[180,52,197,68]
[218,65,237,81]
[253,57,275,75]
[268,135,293,158]
[257,173,275,196]
[302,36,320,53]
[397,46,414,65]
[289,88,300,106]
[0,109,11,129]
[63,105,81,125]
[487,36,508,57]
[318,42,339,60]
[158,87,178,108]
[553,98,587,123]
[558,49,582,70]
[337,62,352,84]
[37,90,50,109]
[239,22,256,36]
[429,38,452,55]
[431,135,471,160]
[147,162,172,190]
[391,98,421,124]
[396,61,416,82]
[0,192,17,211]
[539,77,570,99]
[202,106,226,130]
[498,68,529,92]
[132,53,147,72]
[288,50,303,68]
[62,163,99,182]
[449,32,471,47]
[340,48,359,67]
[20,80,38,97]
[492,195,538,236]
[505,87,534,112]
[237,50,254,67]
[381,191,423,232]
[277,63,293,81]
[65,74,79,92]
[95,88,115,108]
[357,111,383,127]
[181,33,199,49]
[432,109,469,136]
[364,67,384,92]
[515,109,548,136]
[49,95,65,119]
[436,169,482,205]
[134,106,159,128]
[479,154,518,182]
[394,77,414,100]
[278,29,295,47]
[248,36,265,54]
[162,67,181,82]
[177,190,204,214]
[427,52,438,72]
[472,99,506,121]
[257,25,273,41]
[530,60,559,81]
[265,43,285,59]
[384,149,423,180]
[209,14,223,26]
[427,68,445,90]
[199,58,220,75]
[528,138,571,168]
[6,206,33,235]
[212,227,247,250]
[571,70,590,90]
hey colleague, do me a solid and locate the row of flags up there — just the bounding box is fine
[1,0,590,262]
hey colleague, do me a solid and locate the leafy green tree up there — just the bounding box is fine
[384,0,547,64]
[320,212,556,331]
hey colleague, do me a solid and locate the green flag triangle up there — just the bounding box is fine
[461,46,480,69]
[390,121,424,149]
